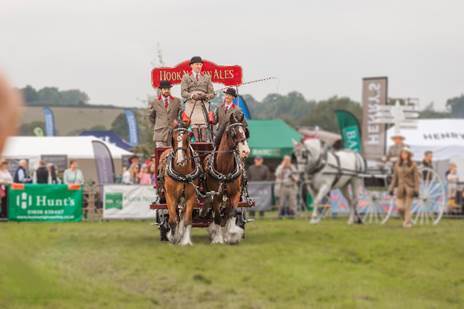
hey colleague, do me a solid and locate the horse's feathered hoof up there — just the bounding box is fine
[208,223,224,244]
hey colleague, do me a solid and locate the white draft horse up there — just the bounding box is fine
[293,138,366,224]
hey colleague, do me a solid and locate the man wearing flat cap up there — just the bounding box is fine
[181,56,215,142]
[149,80,182,147]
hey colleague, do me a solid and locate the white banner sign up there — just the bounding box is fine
[103,185,156,219]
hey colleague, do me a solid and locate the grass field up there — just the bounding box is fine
[0,217,463,308]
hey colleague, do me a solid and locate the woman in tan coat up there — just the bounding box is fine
[389,147,420,228]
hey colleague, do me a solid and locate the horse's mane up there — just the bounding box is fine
[214,122,227,147]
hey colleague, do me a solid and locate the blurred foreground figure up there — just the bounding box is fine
[0,73,22,154]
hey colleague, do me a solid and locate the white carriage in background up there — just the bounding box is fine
[302,100,447,225]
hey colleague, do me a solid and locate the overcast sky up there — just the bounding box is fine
[1,0,463,110]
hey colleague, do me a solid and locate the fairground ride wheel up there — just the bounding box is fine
[388,167,446,225]
[358,186,394,224]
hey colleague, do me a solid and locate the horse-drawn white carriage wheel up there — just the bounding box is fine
[387,167,446,225]
[358,185,394,224]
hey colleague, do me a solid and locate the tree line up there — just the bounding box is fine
[19,85,90,106]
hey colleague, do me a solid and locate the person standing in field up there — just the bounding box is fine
[421,150,433,181]
[389,148,420,228]
[63,160,84,185]
[14,159,31,184]
[275,155,298,219]
[248,156,271,218]
[0,159,13,218]
[138,164,152,185]
[33,160,49,184]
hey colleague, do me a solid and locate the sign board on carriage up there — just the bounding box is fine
[151,59,243,88]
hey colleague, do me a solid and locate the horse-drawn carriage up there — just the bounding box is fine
[293,138,446,225]
[150,139,254,244]
[149,58,255,245]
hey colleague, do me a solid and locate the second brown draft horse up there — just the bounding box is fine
[204,111,250,244]
[158,119,201,245]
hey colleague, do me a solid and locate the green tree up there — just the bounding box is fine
[419,102,451,119]
[37,87,61,105]
[446,94,464,118]
[111,113,129,141]
[300,96,362,132]
[22,85,38,103]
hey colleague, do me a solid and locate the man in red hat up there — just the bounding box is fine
[149,80,182,147]
[181,56,215,142]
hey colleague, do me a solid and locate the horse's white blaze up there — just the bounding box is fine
[238,141,250,158]
[223,217,243,245]
[237,127,250,158]
[208,223,224,244]
[176,135,185,166]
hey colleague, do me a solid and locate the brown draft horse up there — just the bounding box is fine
[158,119,201,246]
[204,112,250,244]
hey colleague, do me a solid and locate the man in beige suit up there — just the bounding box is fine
[181,56,215,142]
[149,80,182,148]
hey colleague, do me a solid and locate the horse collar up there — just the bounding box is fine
[207,148,242,183]
[166,146,201,183]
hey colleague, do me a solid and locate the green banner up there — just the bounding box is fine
[335,110,362,153]
[8,184,83,222]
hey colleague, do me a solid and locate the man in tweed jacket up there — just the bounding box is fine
[149,80,181,148]
[181,56,215,142]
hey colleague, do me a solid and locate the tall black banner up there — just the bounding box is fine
[92,140,115,184]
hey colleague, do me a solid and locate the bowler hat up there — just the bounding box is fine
[223,87,237,98]
[190,56,203,65]
[159,80,172,89]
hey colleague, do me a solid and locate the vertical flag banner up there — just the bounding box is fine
[361,77,388,160]
[335,110,362,152]
[92,140,115,184]
[233,95,251,120]
[43,106,56,136]
[124,109,139,146]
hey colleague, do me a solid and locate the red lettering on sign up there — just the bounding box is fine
[151,59,243,88]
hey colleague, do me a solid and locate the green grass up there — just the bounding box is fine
[0,218,463,308]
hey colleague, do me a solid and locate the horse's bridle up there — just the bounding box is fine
[166,127,202,183]
[171,127,190,155]
[298,143,327,175]
[226,122,247,149]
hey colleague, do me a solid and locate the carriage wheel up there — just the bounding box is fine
[388,167,446,225]
[412,167,446,225]
[358,187,394,224]
[157,210,170,241]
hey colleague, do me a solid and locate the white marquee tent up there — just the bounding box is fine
[2,136,133,182]
[387,119,464,178]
